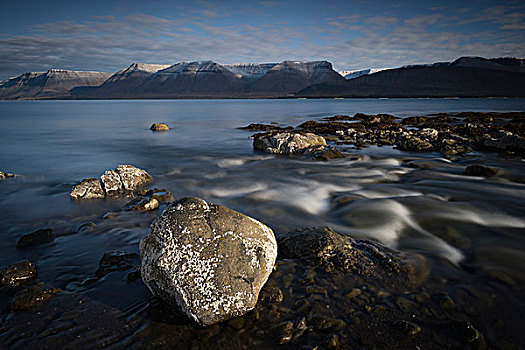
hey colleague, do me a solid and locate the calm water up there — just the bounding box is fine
[1,98,525,347]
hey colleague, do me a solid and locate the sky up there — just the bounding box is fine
[0,0,524,80]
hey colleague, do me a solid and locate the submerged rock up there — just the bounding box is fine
[277,227,426,288]
[140,197,277,326]
[238,123,293,132]
[313,149,345,161]
[464,165,499,177]
[8,283,61,310]
[254,132,326,155]
[16,228,54,247]
[124,196,159,212]
[150,123,170,131]
[0,260,37,286]
[101,164,153,195]
[0,170,17,179]
[70,178,105,199]
[95,251,140,278]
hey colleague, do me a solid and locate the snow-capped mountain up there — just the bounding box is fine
[223,63,278,81]
[338,68,389,80]
[0,69,112,99]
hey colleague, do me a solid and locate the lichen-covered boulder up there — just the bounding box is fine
[70,178,105,199]
[140,197,277,326]
[100,165,153,195]
[254,132,326,154]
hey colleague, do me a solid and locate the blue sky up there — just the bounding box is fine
[0,0,524,79]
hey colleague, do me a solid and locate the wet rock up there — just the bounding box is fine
[70,178,105,199]
[150,123,169,131]
[124,196,159,212]
[321,114,353,121]
[95,251,140,278]
[102,212,117,219]
[313,149,345,161]
[226,317,246,330]
[151,189,175,203]
[8,283,61,310]
[140,197,278,326]
[298,121,358,135]
[269,321,294,344]
[344,288,362,299]
[397,135,434,152]
[101,164,153,195]
[481,132,525,153]
[254,132,326,155]
[76,222,95,232]
[464,322,487,350]
[309,316,347,331]
[277,227,426,288]
[396,320,421,336]
[238,123,292,132]
[16,228,54,247]
[440,139,472,156]
[0,170,17,179]
[259,285,284,303]
[0,260,37,286]
[464,165,499,177]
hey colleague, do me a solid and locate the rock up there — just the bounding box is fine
[0,170,17,179]
[1,260,37,286]
[7,283,61,310]
[70,178,105,199]
[101,164,153,195]
[76,222,96,232]
[124,196,159,212]
[344,288,362,299]
[16,228,54,247]
[140,197,278,326]
[151,189,174,203]
[259,285,284,303]
[396,320,421,336]
[314,149,345,161]
[95,251,140,278]
[309,316,347,330]
[277,227,426,288]
[150,123,169,131]
[254,132,326,155]
[397,136,434,152]
[238,123,292,132]
[464,165,499,177]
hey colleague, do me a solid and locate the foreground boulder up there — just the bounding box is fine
[140,197,277,326]
[70,178,105,199]
[254,132,326,154]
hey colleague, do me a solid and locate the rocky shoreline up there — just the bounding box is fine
[1,111,524,349]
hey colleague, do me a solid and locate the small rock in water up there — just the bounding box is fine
[7,283,61,310]
[0,170,17,179]
[16,228,54,247]
[464,164,499,177]
[151,189,175,203]
[313,149,345,161]
[254,132,327,155]
[95,251,140,278]
[124,196,159,212]
[101,164,153,195]
[259,285,284,303]
[1,260,37,286]
[150,123,170,131]
[395,320,421,336]
[76,222,96,233]
[140,196,277,326]
[70,178,105,199]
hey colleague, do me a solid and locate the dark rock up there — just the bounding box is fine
[269,321,294,344]
[150,123,169,131]
[95,251,140,278]
[254,132,326,155]
[298,120,358,135]
[8,283,61,310]
[238,123,293,132]
[16,228,54,247]
[151,189,175,203]
[124,196,159,212]
[464,322,487,350]
[70,178,105,199]
[226,317,246,330]
[314,149,345,161]
[259,285,284,303]
[76,222,95,232]
[344,288,362,299]
[140,197,278,326]
[277,227,426,288]
[309,316,347,330]
[396,320,421,336]
[321,114,353,121]
[464,165,499,177]
[0,260,37,286]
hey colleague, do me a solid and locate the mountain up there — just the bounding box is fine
[301,57,525,97]
[247,61,345,96]
[0,69,112,99]
[338,68,389,80]
[71,60,343,98]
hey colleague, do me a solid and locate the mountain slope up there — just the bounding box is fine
[300,57,525,97]
[0,69,112,99]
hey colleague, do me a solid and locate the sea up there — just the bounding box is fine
[0,98,524,347]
